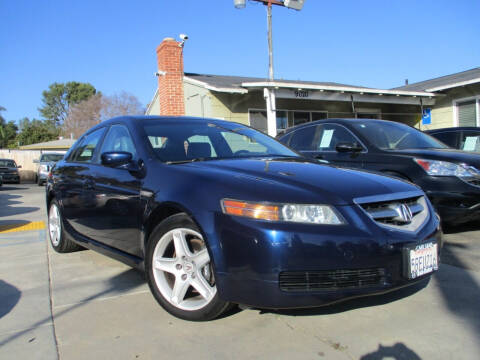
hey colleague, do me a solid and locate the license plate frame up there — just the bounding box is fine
[403,241,439,280]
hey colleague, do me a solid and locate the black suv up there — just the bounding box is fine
[277,118,480,225]
[426,127,480,153]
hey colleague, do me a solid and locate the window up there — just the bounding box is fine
[313,124,363,151]
[221,132,267,154]
[289,126,316,151]
[100,125,137,158]
[460,131,480,152]
[458,100,477,127]
[430,131,458,148]
[70,128,106,163]
[249,110,288,134]
[187,135,217,157]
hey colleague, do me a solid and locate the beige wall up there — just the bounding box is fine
[424,83,480,130]
[0,150,42,182]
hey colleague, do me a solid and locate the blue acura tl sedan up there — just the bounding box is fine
[46,116,442,321]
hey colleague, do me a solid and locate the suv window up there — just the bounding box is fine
[70,128,106,163]
[313,124,363,151]
[100,125,137,158]
[460,131,480,152]
[288,126,316,151]
[431,131,457,148]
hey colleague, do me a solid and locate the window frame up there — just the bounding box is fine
[100,123,138,160]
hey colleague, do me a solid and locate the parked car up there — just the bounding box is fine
[47,116,442,321]
[0,158,21,184]
[34,152,65,186]
[426,127,480,153]
[277,118,480,225]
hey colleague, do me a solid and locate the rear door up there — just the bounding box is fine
[59,127,106,236]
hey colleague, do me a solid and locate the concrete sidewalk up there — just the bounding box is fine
[2,185,480,359]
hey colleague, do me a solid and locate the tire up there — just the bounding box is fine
[145,213,230,321]
[48,199,82,253]
[37,176,43,186]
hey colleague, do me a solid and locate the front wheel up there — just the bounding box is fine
[145,213,230,321]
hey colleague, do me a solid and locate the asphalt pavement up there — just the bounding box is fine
[1,184,480,360]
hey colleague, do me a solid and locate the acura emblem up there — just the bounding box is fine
[397,204,413,223]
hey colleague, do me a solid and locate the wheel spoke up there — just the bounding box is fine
[191,274,215,301]
[154,258,177,274]
[171,276,190,305]
[172,230,190,258]
[193,249,210,268]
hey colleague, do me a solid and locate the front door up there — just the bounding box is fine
[85,124,143,257]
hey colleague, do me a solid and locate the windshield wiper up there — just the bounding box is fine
[166,158,206,165]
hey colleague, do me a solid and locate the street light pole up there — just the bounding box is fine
[234,0,305,136]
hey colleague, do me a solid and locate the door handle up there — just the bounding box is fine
[314,155,324,159]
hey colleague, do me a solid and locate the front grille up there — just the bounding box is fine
[279,268,386,292]
[358,195,428,232]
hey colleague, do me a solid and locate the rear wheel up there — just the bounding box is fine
[145,213,230,321]
[48,199,82,253]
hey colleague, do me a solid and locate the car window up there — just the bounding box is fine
[430,131,457,148]
[187,135,217,157]
[100,125,137,158]
[313,124,363,151]
[142,121,297,162]
[40,154,64,162]
[221,132,267,154]
[289,126,316,151]
[70,128,106,163]
[460,131,480,152]
[0,160,16,167]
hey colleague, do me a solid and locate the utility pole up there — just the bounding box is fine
[234,0,306,137]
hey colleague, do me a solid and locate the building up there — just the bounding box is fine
[146,38,479,134]
[394,68,480,129]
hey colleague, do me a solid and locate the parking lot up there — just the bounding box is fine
[1,184,479,359]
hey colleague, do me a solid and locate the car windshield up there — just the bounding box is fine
[351,121,449,150]
[40,154,64,162]
[0,160,16,167]
[142,120,299,163]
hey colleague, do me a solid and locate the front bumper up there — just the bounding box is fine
[211,208,442,309]
[0,173,19,182]
[421,177,480,225]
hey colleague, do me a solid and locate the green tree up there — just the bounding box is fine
[38,82,97,126]
[16,118,59,146]
[0,106,19,148]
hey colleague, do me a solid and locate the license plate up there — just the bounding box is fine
[406,242,438,279]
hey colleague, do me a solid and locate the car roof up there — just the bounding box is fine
[85,116,249,135]
[426,127,480,133]
[281,118,391,136]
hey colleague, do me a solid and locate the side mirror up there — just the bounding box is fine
[17,165,22,169]
[335,142,363,153]
[101,152,133,167]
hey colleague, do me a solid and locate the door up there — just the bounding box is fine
[290,123,366,169]
[59,127,106,237]
[86,124,143,257]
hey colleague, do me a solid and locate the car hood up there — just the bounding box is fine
[183,158,419,205]
[390,148,480,169]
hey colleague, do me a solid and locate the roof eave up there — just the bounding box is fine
[241,81,437,97]
[425,78,480,92]
[183,76,248,94]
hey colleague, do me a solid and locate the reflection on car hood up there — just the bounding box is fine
[185,158,418,205]
[391,148,480,169]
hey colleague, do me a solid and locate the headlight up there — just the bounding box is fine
[414,158,479,177]
[221,199,345,225]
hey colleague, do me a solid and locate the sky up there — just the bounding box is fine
[1,0,479,123]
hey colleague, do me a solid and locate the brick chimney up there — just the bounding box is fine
[156,37,185,116]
